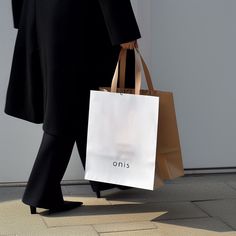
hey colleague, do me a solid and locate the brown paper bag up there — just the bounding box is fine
[100,48,184,189]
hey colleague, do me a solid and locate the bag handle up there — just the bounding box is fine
[111,48,141,94]
[111,48,155,95]
[120,48,155,91]
[136,48,155,91]
[119,49,127,89]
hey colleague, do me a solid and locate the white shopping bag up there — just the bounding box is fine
[84,49,160,190]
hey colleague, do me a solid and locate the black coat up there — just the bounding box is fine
[5,0,141,137]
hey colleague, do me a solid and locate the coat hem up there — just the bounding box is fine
[4,109,43,124]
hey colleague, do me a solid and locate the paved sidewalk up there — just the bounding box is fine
[0,173,236,235]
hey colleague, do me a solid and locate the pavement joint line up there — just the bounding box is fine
[154,216,211,221]
[106,201,114,206]
[106,199,231,204]
[40,214,51,228]
[92,220,157,226]
[191,198,227,203]
[98,227,161,235]
[41,219,158,229]
[225,182,236,192]
[190,201,214,218]
[91,224,100,235]
[43,222,101,228]
[189,199,236,230]
[41,224,100,235]
[153,216,211,222]
[92,222,158,234]
[132,196,236,204]
[213,216,236,231]
[91,224,101,235]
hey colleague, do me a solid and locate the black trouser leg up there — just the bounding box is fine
[22,131,75,209]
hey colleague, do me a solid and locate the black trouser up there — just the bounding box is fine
[22,131,117,208]
[22,51,135,208]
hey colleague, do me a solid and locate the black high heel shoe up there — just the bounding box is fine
[116,185,133,190]
[29,201,83,215]
[96,191,101,198]
[30,206,37,214]
[94,185,133,198]
[94,186,132,199]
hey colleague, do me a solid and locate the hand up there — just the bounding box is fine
[120,40,138,50]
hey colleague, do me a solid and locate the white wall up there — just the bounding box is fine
[132,0,152,67]
[149,0,236,168]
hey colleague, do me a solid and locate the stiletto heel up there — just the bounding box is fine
[96,191,101,198]
[30,206,37,214]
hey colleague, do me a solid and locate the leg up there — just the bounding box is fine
[22,131,75,209]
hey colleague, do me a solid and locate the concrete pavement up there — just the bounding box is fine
[0,173,236,235]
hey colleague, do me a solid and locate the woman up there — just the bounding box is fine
[5,0,141,214]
